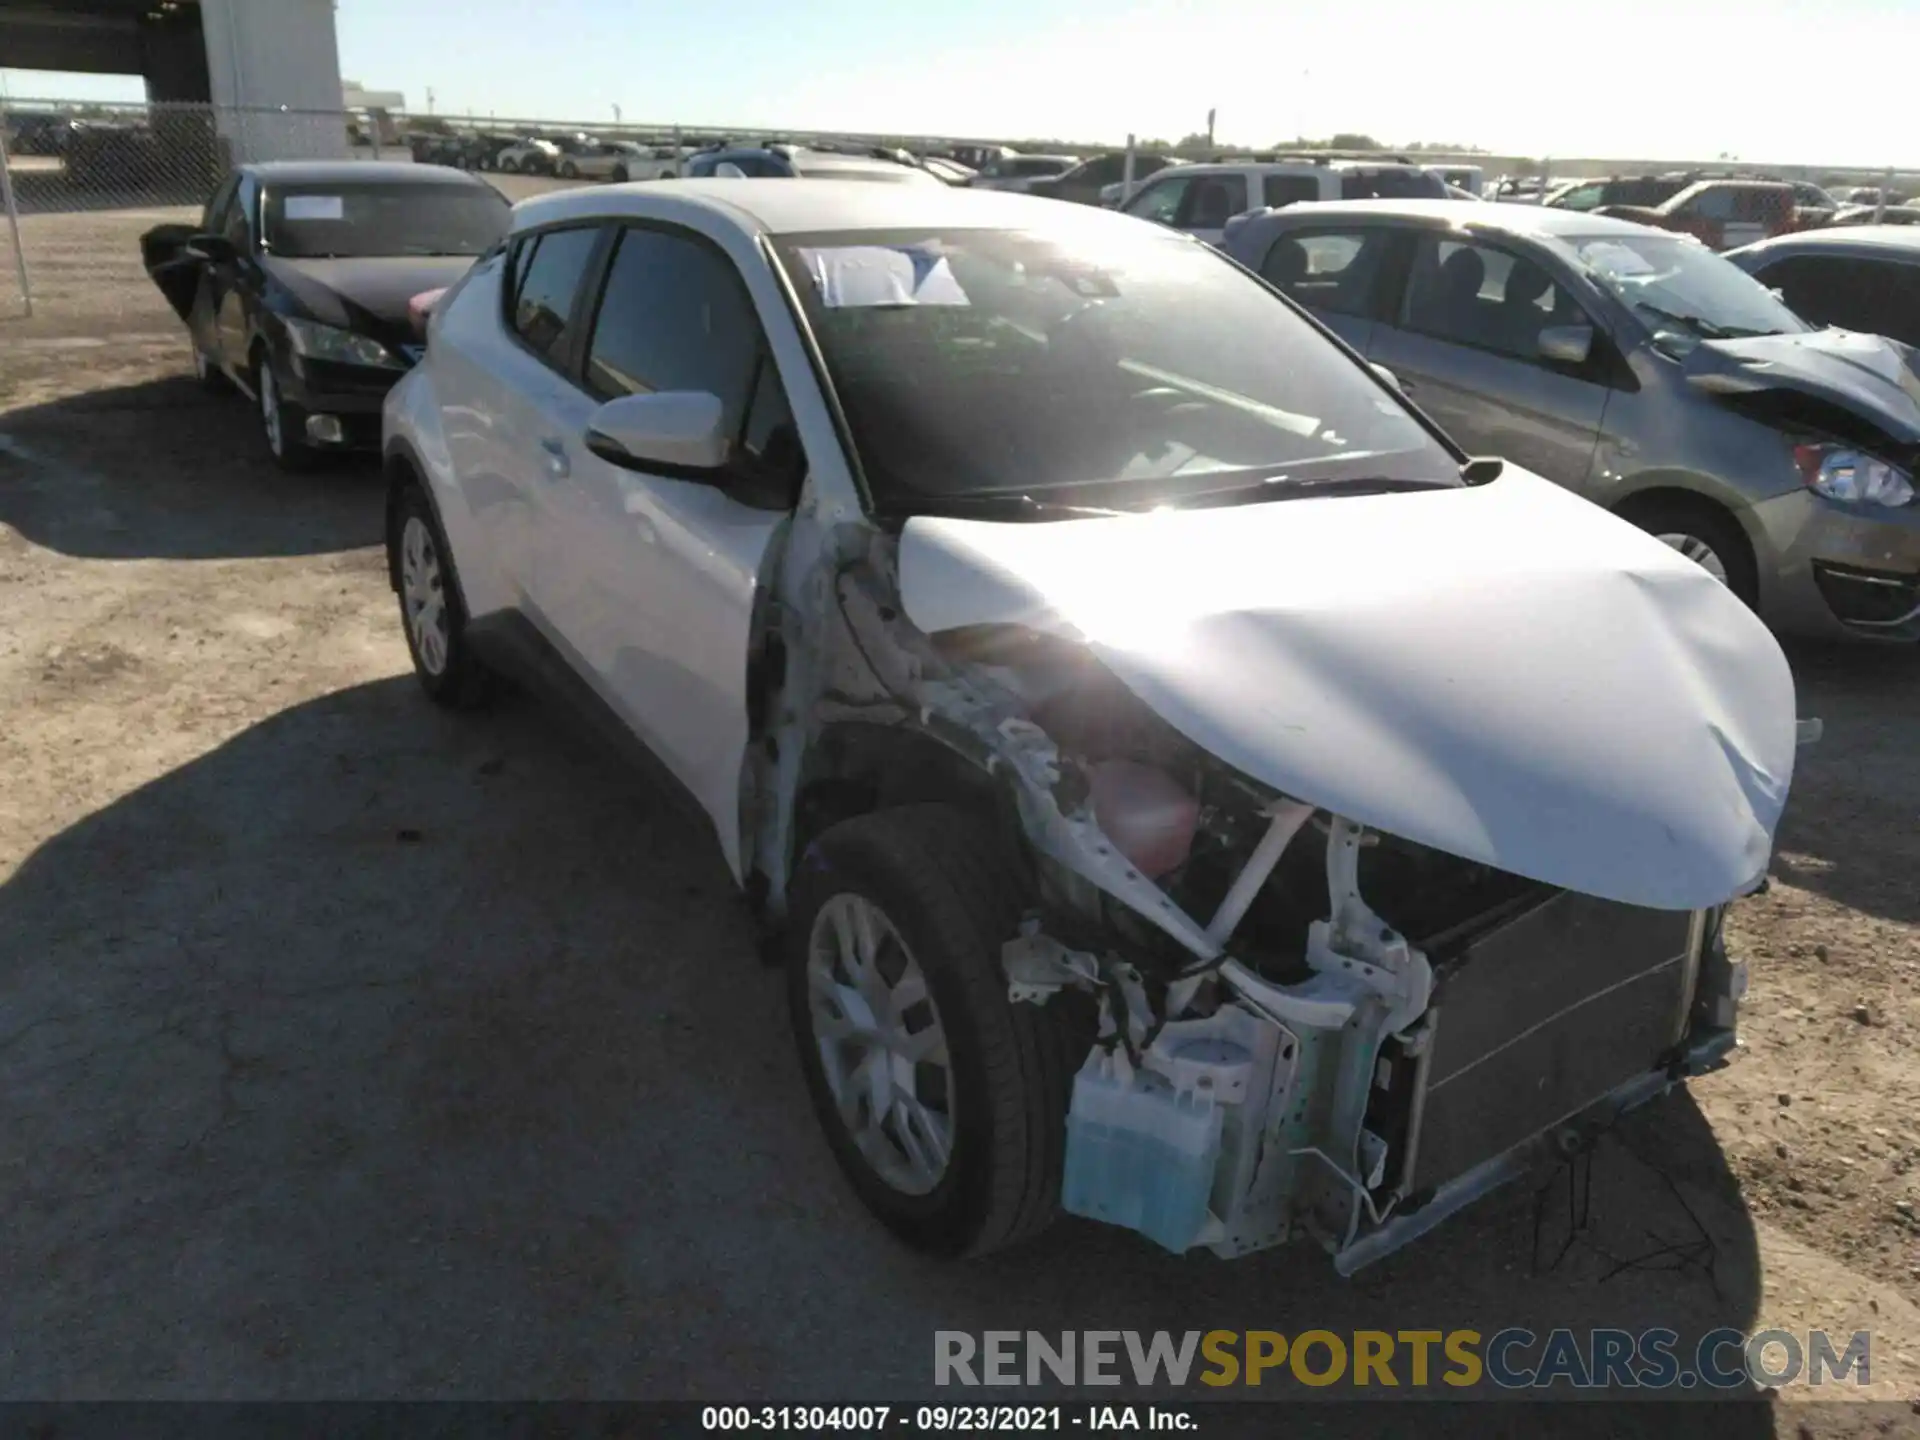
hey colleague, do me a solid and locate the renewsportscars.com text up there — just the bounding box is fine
[933,1329,1871,1391]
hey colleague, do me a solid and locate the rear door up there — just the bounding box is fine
[452,222,606,610]
[544,222,801,869]
[1366,233,1614,489]
[1251,224,1398,353]
[210,173,258,373]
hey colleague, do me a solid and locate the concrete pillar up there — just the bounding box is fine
[142,14,213,103]
[198,0,347,162]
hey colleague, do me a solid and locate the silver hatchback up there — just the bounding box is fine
[1223,200,1920,640]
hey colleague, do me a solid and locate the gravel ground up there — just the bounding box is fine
[2,205,1919,1429]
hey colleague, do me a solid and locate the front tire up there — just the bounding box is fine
[786,804,1089,1257]
[559,160,578,179]
[255,349,314,471]
[612,164,629,183]
[389,480,492,708]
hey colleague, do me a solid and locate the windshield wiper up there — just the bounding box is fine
[1636,302,1731,339]
[894,491,1137,521]
[1174,473,1460,507]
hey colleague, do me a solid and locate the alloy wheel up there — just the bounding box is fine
[806,893,955,1197]
[259,363,284,457]
[1655,531,1730,586]
[400,515,450,676]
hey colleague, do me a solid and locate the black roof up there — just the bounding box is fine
[240,160,491,188]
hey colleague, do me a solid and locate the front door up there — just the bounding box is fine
[1366,234,1613,491]
[208,174,258,375]
[538,222,799,872]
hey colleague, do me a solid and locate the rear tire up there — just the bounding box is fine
[612,164,629,183]
[500,156,519,173]
[1617,493,1758,608]
[389,479,492,708]
[786,804,1090,1257]
[559,160,578,179]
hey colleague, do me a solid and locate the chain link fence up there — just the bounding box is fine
[5,94,1916,334]
[0,97,1018,330]
[0,99,378,331]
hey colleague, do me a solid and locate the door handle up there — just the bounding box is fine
[538,436,570,479]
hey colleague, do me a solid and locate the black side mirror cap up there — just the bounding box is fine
[1461,457,1505,486]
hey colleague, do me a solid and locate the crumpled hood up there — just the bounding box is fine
[899,468,1798,911]
[264,255,478,330]
[1684,328,1920,445]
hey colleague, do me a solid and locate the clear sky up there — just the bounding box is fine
[6,0,1918,166]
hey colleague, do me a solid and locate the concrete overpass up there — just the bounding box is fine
[1,0,349,160]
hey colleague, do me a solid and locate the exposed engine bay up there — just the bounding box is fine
[753,526,1754,1271]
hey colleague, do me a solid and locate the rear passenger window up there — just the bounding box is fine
[1262,175,1320,208]
[1260,229,1390,318]
[1400,237,1589,361]
[509,226,600,365]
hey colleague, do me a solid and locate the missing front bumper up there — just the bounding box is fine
[1332,1024,1735,1274]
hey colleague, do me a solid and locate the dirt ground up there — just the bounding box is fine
[3,204,1920,1429]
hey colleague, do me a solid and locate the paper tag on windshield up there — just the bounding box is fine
[797,246,970,308]
[1582,241,1654,276]
[284,195,345,222]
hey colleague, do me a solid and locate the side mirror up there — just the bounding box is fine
[1538,324,1594,365]
[184,232,237,264]
[584,391,730,474]
[1370,362,1404,394]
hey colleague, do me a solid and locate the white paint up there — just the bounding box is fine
[898,466,1798,911]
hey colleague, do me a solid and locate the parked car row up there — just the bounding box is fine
[137,164,1911,1283]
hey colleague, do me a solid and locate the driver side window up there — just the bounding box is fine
[583,225,803,505]
[223,178,255,251]
[1126,175,1191,224]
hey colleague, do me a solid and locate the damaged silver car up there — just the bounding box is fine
[381,180,1803,1271]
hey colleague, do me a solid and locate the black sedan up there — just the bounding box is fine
[141,161,510,469]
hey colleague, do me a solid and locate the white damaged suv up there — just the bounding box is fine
[382,179,1799,1270]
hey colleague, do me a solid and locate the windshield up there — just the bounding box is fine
[260,182,510,259]
[1570,233,1808,352]
[773,226,1459,514]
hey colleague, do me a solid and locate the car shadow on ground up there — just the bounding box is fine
[0,675,1775,1416]
[0,374,382,561]
[1772,640,1920,925]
